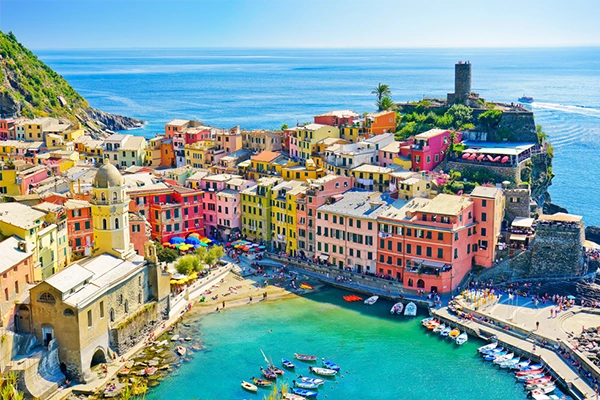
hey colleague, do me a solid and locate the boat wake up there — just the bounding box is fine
[532,102,600,118]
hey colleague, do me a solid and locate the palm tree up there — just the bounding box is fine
[371,83,391,102]
[376,96,396,112]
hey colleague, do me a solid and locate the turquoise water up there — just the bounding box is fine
[147,287,533,400]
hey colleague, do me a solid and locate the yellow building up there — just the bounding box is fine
[341,126,368,143]
[391,171,433,201]
[270,180,306,256]
[24,117,72,142]
[90,159,136,260]
[241,177,280,243]
[0,202,59,280]
[0,167,20,195]
[282,159,325,182]
[63,125,85,142]
[184,140,218,169]
[246,151,290,181]
[350,164,400,193]
[296,123,340,161]
[33,202,71,270]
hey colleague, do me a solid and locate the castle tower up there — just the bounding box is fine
[90,159,135,259]
[447,61,472,105]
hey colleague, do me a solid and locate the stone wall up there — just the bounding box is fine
[504,186,531,221]
[445,159,525,183]
[109,302,160,355]
[530,224,585,277]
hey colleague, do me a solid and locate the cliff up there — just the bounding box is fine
[0,31,142,132]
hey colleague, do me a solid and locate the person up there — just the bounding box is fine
[222,301,226,308]
[249,296,253,303]
[532,343,536,352]
[535,321,540,330]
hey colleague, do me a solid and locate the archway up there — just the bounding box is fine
[90,348,107,368]
[417,279,425,289]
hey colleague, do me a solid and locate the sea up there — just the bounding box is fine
[146,286,553,400]
[36,47,600,226]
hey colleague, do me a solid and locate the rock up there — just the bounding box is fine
[148,360,159,367]
[85,108,144,131]
[134,362,147,367]
[184,337,192,341]
[543,202,568,215]
[585,226,600,245]
[171,335,180,341]
[0,92,20,118]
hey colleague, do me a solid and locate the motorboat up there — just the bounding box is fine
[493,352,514,364]
[499,357,520,369]
[518,95,534,103]
[176,346,186,356]
[455,332,468,345]
[298,376,325,386]
[525,381,555,391]
[322,358,340,371]
[404,302,417,316]
[421,317,434,326]
[241,381,258,393]
[293,380,319,389]
[252,378,272,387]
[530,385,556,395]
[440,326,452,337]
[484,351,507,361]
[308,366,337,376]
[292,388,318,398]
[519,364,543,371]
[364,295,379,305]
[343,295,363,302]
[531,394,561,400]
[391,302,404,314]
[299,282,314,290]
[260,367,277,380]
[295,353,317,361]
[481,347,504,356]
[427,320,440,330]
[512,359,531,370]
[433,323,446,334]
[516,373,544,382]
[284,394,307,400]
[282,359,295,369]
[526,376,552,385]
[448,328,460,340]
[477,342,497,353]
[269,365,285,375]
[516,368,543,377]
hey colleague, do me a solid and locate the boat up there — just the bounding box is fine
[291,388,318,398]
[530,385,556,395]
[525,382,555,391]
[404,302,417,316]
[364,295,379,305]
[321,358,340,371]
[176,346,186,356]
[484,351,507,361]
[455,332,468,345]
[269,365,285,375]
[241,381,258,393]
[293,380,319,389]
[477,342,497,353]
[516,368,543,377]
[299,282,313,290]
[308,366,337,376]
[493,352,514,364]
[144,367,157,376]
[343,295,363,302]
[297,376,325,386]
[448,328,460,340]
[516,373,545,382]
[526,376,552,385]
[294,353,318,361]
[421,317,434,326]
[512,359,531,370]
[499,357,520,369]
[481,347,504,356]
[390,302,404,314]
[284,394,307,400]
[518,95,534,103]
[282,358,295,369]
[531,394,561,400]
[260,367,277,380]
[433,323,446,334]
[252,377,272,387]
[440,326,452,337]
[427,320,440,330]
[519,364,543,371]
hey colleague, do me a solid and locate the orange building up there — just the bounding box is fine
[369,110,396,134]
[0,237,34,327]
[64,199,94,259]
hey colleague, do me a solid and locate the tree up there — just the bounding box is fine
[478,109,503,131]
[445,104,473,130]
[281,123,288,131]
[376,96,396,112]
[156,243,178,264]
[371,83,391,102]
[210,245,225,261]
[195,246,207,261]
[175,255,201,275]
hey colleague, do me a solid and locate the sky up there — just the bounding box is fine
[0,0,598,49]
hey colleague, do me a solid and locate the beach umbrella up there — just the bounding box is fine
[176,279,187,285]
[567,295,576,300]
[189,233,200,238]
[170,237,184,244]
[199,242,208,247]
[186,236,201,245]
[169,279,178,284]
[259,245,266,250]
[162,242,170,247]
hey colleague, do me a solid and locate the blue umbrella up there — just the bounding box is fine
[186,236,201,245]
[170,237,184,244]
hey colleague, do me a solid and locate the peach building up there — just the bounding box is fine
[0,237,34,327]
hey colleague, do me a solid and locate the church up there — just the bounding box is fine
[26,160,171,382]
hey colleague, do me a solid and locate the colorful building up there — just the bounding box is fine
[215,178,254,240]
[313,110,359,127]
[325,133,395,176]
[296,123,340,161]
[350,164,400,193]
[410,129,459,172]
[469,186,505,268]
[216,126,243,155]
[198,174,240,237]
[129,212,151,256]
[241,177,280,243]
[246,151,289,181]
[368,110,396,134]
[33,202,71,270]
[282,159,325,182]
[0,236,34,327]
[242,129,283,152]
[165,119,205,166]
[270,180,306,255]
[64,199,94,259]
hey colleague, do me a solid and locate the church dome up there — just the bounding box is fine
[93,159,124,188]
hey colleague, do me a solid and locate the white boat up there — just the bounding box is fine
[477,342,497,353]
[440,326,452,337]
[455,332,468,345]
[512,359,530,370]
[531,394,560,400]
[241,381,258,393]
[530,385,556,395]
[404,302,417,316]
[499,357,520,369]
[176,346,186,356]
[284,393,306,400]
[390,302,404,314]
[433,323,446,334]
[308,366,337,376]
[493,352,514,364]
[293,380,319,389]
[298,376,325,386]
[364,296,379,305]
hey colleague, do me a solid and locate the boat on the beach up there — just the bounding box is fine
[241,381,258,393]
[440,326,452,337]
[364,295,379,305]
[455,332,468,345]
[282,358,295,369]
[404,302,417,316]
[321,358,340,371]
[478,342,497,353]
[433,323,446,334]
[294,353,318,361]
[298,376,325,386]
[308,366,337,376]
[518,95,534,103]
[292,388,318,398]
[293,380,319,389]
[176,346,186,356]
[252,377,272,387]
[448,328,460,339]
[260,367,277,380]
[284,393,307,400]
[390,302,404,314]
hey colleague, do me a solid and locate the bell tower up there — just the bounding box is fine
[90,159,135,259]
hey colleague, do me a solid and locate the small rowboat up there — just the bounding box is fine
[517,373,544,382]
[284,393,307,400]
[519,364,543,371]
[493,352,514,364]
[292,388,318,398]
[176,346,186,356]
[427,320,440,330]
[512,359,530,370]
[478,342,497,353]
[282,358,295,369]
[295,353,317,361]
[260,367,277,380]
[253,377,272,387]
[322,358,340,371]
[455,332,468,345]
[300,283,313,290]
[499,357,520,369]
[293,380,319,389]
[526,376,552,385]
[525,381,554,391]
[269,365,285,375]
[448,328,460,339]
[433,323,446,334]
[404,302,417,316]
[241,381,258,393]
[391,302,404,314]
[530,385,556,395]
[516,368,543,377]
[421,317,434,326]
[440,326,452,337]
[309,366,337,376]
[364,295,379,305]
[298,376,325,386]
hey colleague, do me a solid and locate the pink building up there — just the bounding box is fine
[198,174,240,238]
[129,212,150,256]
[165,119,204,166]
[215,178,254,240]
[18,164,51,195]
[283,127,300,158]
[410,129,461,172]
[0,237,34,327]
[0,119,23,141]
[315,190,392,272]
[314,110,359,128]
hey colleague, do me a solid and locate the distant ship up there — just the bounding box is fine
[518,95,534,103]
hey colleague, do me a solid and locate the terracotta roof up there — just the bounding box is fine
[251,151,282,162]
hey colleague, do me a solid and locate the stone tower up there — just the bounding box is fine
[447,61,472,105]
[90,159,135,259]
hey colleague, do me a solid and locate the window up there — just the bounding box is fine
[416,245,422,256]
[397,242,402,252]
[482,213,487,222]
[387,241,392,250]
[379,254,384,262]
[368,222,373,230]
[74,222,81,231]
[406,228,412,236]
[481,228,487,237]
[482,199,487,207]
[63,308,75,316]
[100,301,105,319]
[124,300,129,313]
[39,292,56,304]
[356,220,361,229]
[85,221,91,230]
[467,244,471,254]
[87,310,92,328]
[115,218,119,229]
[426,247,432,257]
[437,248,443,259]
[102,219,107,230]
[406,244,412,254]
[437,232,443,241]
[454,248,458,259]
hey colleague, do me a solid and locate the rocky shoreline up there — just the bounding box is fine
[84,108,144,132]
